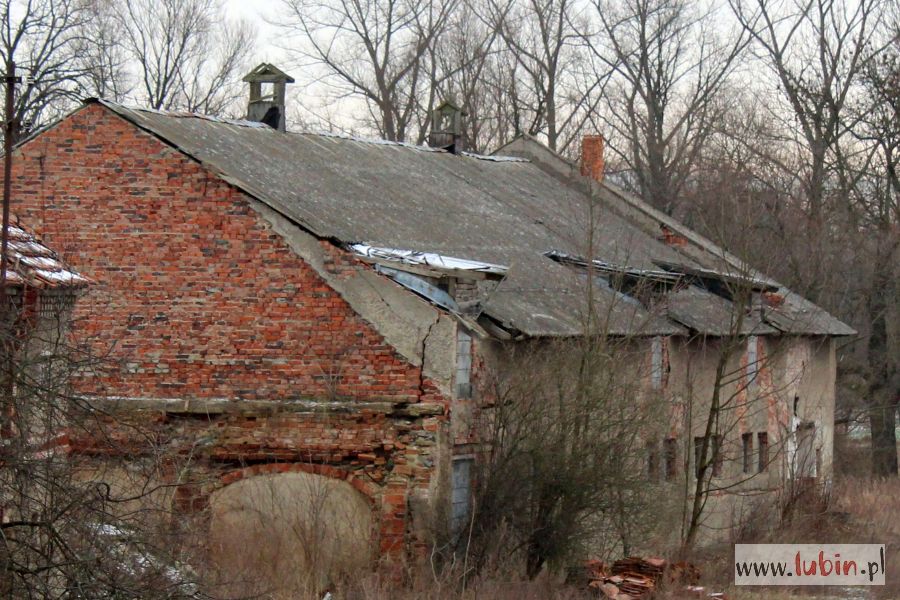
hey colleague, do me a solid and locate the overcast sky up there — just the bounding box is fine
[225,0,285,63]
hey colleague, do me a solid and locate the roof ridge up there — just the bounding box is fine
[95,99,271,129]
[95,99,530,161]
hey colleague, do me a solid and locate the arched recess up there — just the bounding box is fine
[207,468,375,597]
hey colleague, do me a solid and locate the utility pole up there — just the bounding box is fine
[0,59,17,439]
[0,59,18,303]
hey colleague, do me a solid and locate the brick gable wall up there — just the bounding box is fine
[10,103,441,405]
[4,103,452,568]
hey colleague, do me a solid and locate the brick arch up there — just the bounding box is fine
[215,462,378,505]
[205,463,381,594]
[209,462,412,560]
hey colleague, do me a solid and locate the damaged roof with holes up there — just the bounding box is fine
[80,99,852,337]
[1,221,90,289]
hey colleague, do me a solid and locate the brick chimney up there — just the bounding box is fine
[243,63,294,132]
[580,135,605,183]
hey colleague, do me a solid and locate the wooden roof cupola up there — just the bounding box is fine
[243,63,295,132]
[429,99,466,154]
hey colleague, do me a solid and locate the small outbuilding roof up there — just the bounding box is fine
[1,219,90,289]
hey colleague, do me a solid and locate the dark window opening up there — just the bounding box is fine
[647,440,660,481]
[712,435,723,477]
[450,457,474,538]
[694,437,703,479]
[742,433,753,474]
[455,328,472,398]
[758,432,769,473]
[664,438,678,481]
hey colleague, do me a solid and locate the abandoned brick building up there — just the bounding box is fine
[1,64,853,586]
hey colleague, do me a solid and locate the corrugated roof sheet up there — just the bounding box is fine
[2,221,90,289]
[89,99,852,337]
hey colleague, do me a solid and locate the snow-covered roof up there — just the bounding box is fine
[350,244,508,276]
[2,220,90,289]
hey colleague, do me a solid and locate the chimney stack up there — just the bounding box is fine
[580,135,605,183]
[429,99,466,154]
[243,63,295,132]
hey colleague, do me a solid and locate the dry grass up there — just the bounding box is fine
[256,473,900,600]
[332,573,594,600]
[209,436,900,600]
[674,472,900,600]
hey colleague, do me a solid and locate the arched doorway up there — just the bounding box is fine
[208,469,374,597]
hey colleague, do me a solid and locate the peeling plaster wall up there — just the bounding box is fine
[770,336,836,480]
[663,335,837,545]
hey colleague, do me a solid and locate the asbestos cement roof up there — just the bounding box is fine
[86,99,853,338]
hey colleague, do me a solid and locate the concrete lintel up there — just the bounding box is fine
[83,396,445,418]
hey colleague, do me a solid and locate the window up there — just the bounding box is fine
[742,433,753,474]
[647,440,660,481]
[712,435,723,477]
[456,328,472,398]
[758,432,769,473]
[664,438,678,481]
[695,435,722,478]
[746,335,759,388]
[451,457,474,537]
[694,437,703,478]
[795,422,817,478]
[650,337,664,390]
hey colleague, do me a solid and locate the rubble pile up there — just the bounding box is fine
[585,556,723,600]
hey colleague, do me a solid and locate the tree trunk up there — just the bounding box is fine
[870,399,898,476]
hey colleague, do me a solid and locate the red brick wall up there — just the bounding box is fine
[9,103,442,405]
[5,103,452,566]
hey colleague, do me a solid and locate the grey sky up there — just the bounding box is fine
[225,0,284,62]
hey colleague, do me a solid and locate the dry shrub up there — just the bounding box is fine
[833,432,871,477]
[692,475,900,599]
[831,476,900,600]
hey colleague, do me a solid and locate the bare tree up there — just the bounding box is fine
[849,29,900,477]
[115,0,255,115]
[470,335,654,578]
[587,0,747,215]
[0,287,200,597]
[481,0,602,153]
[427,2,503,152]
[727,0,897,476]
[73,0,132,102]
[278,0,458,143]
[729,0,888,223]
[0,0,90,134]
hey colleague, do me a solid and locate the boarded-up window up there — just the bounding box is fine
[758,432,769,473]
[451,457,474,537]
[795,422,817,478]
[650,337,664,389]
[746,336,759,388]
[456,328,472,398]
[664,438,678,481]
[742,433,753,474]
